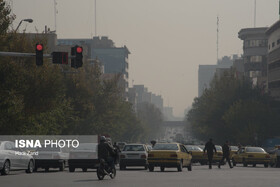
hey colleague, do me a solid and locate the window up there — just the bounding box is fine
[272,42,275,48]
[250,56,262,62]
[277,39,280,45]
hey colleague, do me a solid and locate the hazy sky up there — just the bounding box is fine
[10,0,279,117]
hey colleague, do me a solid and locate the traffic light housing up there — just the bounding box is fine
[71,45,83,68]
[35,43,43,66]
[52,52,68,64]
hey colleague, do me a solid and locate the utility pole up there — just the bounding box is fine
[54,0,58,32]
[217,16,219,64]
[95,0,97,36]
[254,0,256,27]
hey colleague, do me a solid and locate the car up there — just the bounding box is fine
[116,142,127,151]
[185,145,207,165]
[267,145,280,167]
[231,146,271,167]
[34,145,69,172]
[147,143,192,172]
[119,144,149,170]
[230,146,239,159]
[213,145,223,163]
[68,143,98,172]
[0,141,35,175]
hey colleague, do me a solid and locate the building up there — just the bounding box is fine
[198,55,236,97]
[238,27,268,86]
[266,20,280,100]
[58,36,130,98]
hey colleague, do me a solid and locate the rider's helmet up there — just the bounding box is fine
[100,136,106,142]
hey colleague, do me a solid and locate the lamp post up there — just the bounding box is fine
[15,19,33,32]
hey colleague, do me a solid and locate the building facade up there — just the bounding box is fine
[266,20,280,100]
[238,27,268,86]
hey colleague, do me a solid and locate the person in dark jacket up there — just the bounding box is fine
[218,141,233,168]
[113,142,121,164]
[203,138,217,169]
[98,136,116,170]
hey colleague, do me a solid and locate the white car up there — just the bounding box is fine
[68,143,98,172]
[34,145,69,172]
[0,141,35,175]
[119,144,149,170]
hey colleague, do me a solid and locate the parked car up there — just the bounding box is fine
[232,146,271,167]
[185,145,206,165]
[0,141,35,175]
[34,145,69,172]
[119,144,149,170]
[147,143,192,172]
[68,143,98,172]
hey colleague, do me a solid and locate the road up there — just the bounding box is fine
[1,164,280,187]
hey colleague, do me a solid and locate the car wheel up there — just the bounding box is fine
[253,164,256,167]
[1,160,10,175]
[45,167,49,172]
[232,158,236,166]
[82,168,87,172]
[187,162,192,171]
[120,164,126,170]
[160,166,165,172]
[144,165,148,170]
[59,162,65,171]
[26,160,34,173]
[264,163,268,168]
[177,161,183,172]
[69,167,75,172]
[242,159,247,167]
[148,165,154,172]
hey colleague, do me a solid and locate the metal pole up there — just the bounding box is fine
[254,0,256,27]
[0,51,52,58]
[95,0,97,36]
[15,20,23,32]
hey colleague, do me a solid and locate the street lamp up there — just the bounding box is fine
[15,19,33,32]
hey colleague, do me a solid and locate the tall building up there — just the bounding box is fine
[198,55,236,97]
[238,27,268,86]
[58,36,130,98]
[266,20,280,100]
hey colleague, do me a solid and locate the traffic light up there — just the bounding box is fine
[71,45,83,68]
[52,52,68,64]
[35,43,43,66]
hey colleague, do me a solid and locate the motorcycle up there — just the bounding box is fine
[97,159,116,180]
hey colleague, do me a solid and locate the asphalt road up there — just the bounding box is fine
[1,164,280,187]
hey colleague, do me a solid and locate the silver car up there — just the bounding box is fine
[0,141,35,175]
[119,144,149,170]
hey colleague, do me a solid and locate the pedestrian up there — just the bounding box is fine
[218,141,233,169]
[203,138,217,169]
[113,142,121,164]
[151,140,157,148]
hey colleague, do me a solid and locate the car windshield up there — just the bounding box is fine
[123,145,144,151]
[75,143,97,151]
[186,145,203,151]
[246,147,266,153]
[215,146,222,151]
[197,145,205,149]
[37,146,61,152]
[230,146,238,151]
[153,143,179,150]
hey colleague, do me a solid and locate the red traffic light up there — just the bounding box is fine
[76,47,83,53]
[36,44,43,51]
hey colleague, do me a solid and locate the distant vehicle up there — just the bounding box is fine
[0,141,35,175]
[148,143,192,172]
[232,147,271,167]
[185,145,207,165]
[119,144,149,170]
[68,143,98,172]
[34,145,69,172]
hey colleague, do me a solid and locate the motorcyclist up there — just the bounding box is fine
[98,136,116,173]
